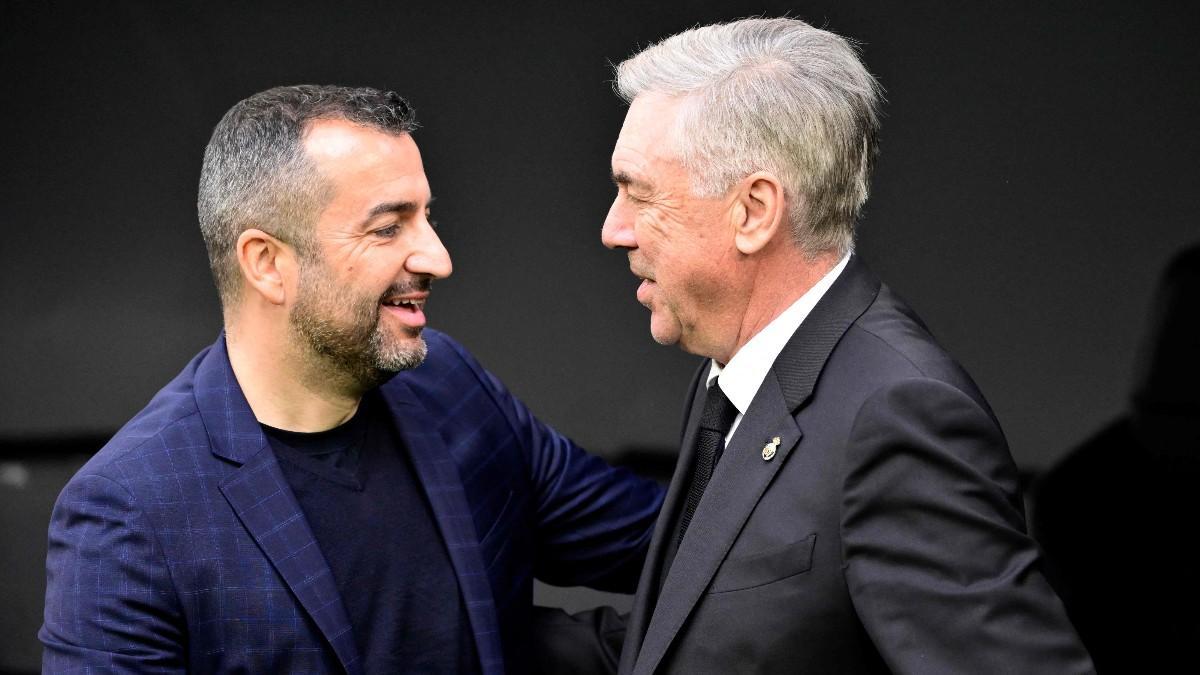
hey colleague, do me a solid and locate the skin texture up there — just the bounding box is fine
[289,122,451,386]
[226,119,452,431]
[602,94,744,360]
[601,94,835,365]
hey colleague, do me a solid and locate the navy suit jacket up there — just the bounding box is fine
[619,256,1093,674]
[41,329,663,674]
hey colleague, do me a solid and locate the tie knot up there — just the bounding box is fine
[699,383,739,434]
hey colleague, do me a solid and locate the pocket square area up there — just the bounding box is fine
[708,532,817,593]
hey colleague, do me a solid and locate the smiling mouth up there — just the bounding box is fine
[379,293,429,329]
[382,297,425,310]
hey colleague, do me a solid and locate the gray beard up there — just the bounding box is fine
[288,264,428,390]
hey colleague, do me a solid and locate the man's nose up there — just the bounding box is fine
[601,198,637,250]
[405,223,453,279]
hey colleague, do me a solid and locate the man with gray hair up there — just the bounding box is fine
[601,18,1093,673]
[40,84,663,673]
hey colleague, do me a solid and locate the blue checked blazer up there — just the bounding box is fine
[41,330,663,674]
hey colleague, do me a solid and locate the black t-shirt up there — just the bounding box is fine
[263,392,480,674]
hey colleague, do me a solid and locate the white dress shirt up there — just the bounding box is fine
[707,254,851,443]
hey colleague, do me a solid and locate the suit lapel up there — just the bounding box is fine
[629,255,882,674]
[633,376,801,675]
[379,380,505,675]
[219,447,363,675]
[771,254,882,410]
[197,336,362,675]
[620,365,707,674]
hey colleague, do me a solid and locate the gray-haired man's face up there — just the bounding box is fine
[601,94,747,362]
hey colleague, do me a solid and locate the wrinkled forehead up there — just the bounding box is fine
[613,93,686,166]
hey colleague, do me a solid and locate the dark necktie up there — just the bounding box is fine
[674,381,739,546]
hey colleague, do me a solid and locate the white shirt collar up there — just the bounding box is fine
[707,254,851,415]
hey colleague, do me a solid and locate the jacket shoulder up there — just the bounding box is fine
[72,349,212,488]
[847,285,983,384]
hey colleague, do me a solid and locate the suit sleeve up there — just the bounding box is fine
[444,338,665,593]
[840,377,1093,675]
[40,472,186,673]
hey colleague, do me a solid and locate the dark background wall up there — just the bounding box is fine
[3,0,1197,470]
[2,1,1197,467]
[0,0,1197,666]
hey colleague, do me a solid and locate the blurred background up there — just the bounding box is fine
[2,1,1197,671]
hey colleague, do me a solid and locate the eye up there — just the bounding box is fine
[375,224,399,238]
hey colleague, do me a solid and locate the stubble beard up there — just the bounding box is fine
[288,259,428,391]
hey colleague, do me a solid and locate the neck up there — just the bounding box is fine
[225,306,363,432]
[721,248,842,364]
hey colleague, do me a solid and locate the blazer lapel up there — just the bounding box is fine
[620,365,707,674]
[630,255,882,674]
[197,336,362,675]
[771,254,881,410]
[379,380,505,675]
[633,376,801,675]
[219,447,363,675]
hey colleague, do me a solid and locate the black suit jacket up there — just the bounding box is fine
[619,256,1093,674]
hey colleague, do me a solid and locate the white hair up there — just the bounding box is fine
[615,17,883,257]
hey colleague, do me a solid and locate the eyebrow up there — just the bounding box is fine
[362,196,435,223]
[611,170,652,193]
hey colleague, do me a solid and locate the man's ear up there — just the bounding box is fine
[235,228,294,305]
[732,171,786,255]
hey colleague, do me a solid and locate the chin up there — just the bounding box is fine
[649,319,682,347]
[377,336,428,373]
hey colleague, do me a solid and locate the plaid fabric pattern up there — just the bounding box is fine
[41,330,662,674]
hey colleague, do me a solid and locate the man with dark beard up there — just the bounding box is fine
[39,85,663,674]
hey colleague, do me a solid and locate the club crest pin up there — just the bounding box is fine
[762,436,781,461]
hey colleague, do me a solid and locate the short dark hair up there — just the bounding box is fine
[197,85,419,304]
